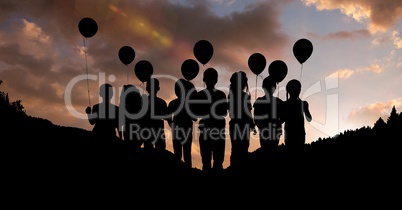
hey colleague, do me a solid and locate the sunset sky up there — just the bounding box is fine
[1,0,401,169]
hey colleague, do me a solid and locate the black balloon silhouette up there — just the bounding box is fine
[181,59,199,81]
[268,60,288,83]
[293,38,313,64]
[193,40,213,65]
[118,46,136,65]
[78,17,98,38]
[248,53,266,75]
[134,60,153,82]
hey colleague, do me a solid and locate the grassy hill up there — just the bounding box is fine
[1,84,401,177]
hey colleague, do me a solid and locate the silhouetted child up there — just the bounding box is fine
[85,83,120,144]
[143,78,168,151]
[253,76,284,151]
[119,84,144,152]
[228,71,255,170]
[194,68,228,174]
[167,78,197,168]
[283,79,312,158]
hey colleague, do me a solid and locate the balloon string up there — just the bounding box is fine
[84,37,91,107]
[255,75,258,101]
[203,64,206,88]
[300,63,303,80]
[277,82,279,98]
[127,66,129,84]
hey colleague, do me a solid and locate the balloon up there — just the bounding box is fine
[268,60,288,83]
[193,40,213,65]
[78,17,98,38]
[248,53,266,75]
[181,59,199,81]
[293,38,313,64]
[118,46,136,65]
[134,60,153,82]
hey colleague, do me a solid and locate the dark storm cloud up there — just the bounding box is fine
[162,0,289,69]
[0,43,53,74]
[0,0,290,128]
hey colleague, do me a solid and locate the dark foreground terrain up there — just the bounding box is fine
[1,88,401,178]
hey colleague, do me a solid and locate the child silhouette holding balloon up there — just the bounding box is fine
[118,84,144,152]
[194,68,228,173]
[228,71,255,170]
[85,83,120,144]
[143,78,169,151]
[167,78,197,168]
[253,76,284,152]
[283,79,312,158]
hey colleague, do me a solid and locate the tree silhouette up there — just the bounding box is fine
[387,106,399,127]
[373,117,386,130]
[1,81,26,117]
[10,100,25,114]
[399,112,402,125]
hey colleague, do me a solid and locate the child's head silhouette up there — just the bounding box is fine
[122,84,138,93]
[146,78,160,95]
[262,75,276,95]
[203,68,218,87]
[230,71,248,92]
[286,79,301,99]
[121,84,138,98]
[99,83,113,101]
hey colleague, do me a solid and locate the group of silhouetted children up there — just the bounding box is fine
[85,68,312,172]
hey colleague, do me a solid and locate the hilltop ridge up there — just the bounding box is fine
[1,85,401,177]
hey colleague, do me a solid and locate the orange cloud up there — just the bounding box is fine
[336,69,355,79]
[22,19,50,43]
[347,98,402,127]
[20,19,53,59]
[392,30,402,49]
[303,0,402,34]
[365,64,382,73]
[331,64,383,79]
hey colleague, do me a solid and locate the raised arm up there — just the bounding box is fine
[86,106,97,125]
